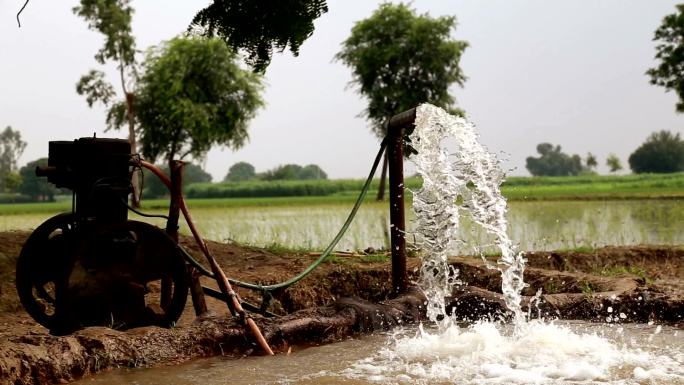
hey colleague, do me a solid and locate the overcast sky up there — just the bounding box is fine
[1,1,682,180]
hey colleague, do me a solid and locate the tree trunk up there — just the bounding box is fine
[125,92,140,207]
[376,151,388,201]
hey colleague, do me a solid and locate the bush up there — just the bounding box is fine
[628,130,684,173]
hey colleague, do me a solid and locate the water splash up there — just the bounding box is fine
[337,104,684,384]
[410,104,526,325]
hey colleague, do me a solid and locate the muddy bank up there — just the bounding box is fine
[0,231,682,385]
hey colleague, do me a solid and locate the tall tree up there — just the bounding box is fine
[526,143,584,177]
[647,4,684,112]
[606,153,623,173]
[18,158,60,201]
[136,37,264,169]
[0,126,27,192]
[628,130,684,173]
[224,162,256,182]
[586,153,598,170]
[299,164,327,180]
[190,0,328,72]
[74,0,141,203]
[336,3,468,199]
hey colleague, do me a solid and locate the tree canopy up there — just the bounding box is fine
[136,37,264,166]
[336,3,468,139]
[606,153,623,173]
[74,0,138,134]
[18,158,60,201]
[0,126,27,192]
[628,130,684,173]
[143,163,212,198]
[647,4,684,112]
[259,164,328,181]
[190,0,328,72]
[525,143,584,176]
[224,161,256,182]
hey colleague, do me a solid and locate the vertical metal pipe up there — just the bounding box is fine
[386,107,416,297]
[387,127,408,297]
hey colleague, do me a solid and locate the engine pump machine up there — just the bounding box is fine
[15,138,188,334]
[16,107,416,353]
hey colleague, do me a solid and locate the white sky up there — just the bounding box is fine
[1,0,682,180]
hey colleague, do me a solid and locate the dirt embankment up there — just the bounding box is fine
[0,230,682,385]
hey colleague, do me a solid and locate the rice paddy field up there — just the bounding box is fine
[1,173,682,254]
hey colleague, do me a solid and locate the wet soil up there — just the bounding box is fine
[0,230,682,385]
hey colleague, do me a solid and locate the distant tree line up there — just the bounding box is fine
[143,162,328,199]
[224,162,327,183]
[526,130,683,176]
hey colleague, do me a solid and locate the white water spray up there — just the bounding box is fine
[410,104,526,325]
[337,104,684,384]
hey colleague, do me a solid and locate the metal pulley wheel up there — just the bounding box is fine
[16,214,189,334]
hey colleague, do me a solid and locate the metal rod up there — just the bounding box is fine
[388,107,416,134]
[387,125,408,297]
[161,161,184,309]
[140,160,274,355]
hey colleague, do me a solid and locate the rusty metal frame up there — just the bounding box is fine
[386,107,417,297]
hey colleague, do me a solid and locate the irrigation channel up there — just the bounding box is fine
[71,104,684,384]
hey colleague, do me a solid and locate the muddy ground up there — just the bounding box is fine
[0,230,682,384]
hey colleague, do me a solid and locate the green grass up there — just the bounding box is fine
[2,173,684,215]
[598,265,651,282]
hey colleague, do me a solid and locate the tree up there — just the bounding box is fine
[647,4,684,112]
[606,153,623,173]
[525,143,584,176]
[299,164,327,180]
[586,153,598,170]
[190,0,328,72]
[135,37,264,169]
[143,163,212,198]
[258,163,328,180]
[18,158,59,201]
[261,164,303,181]
[336,3,468,199]
[628,130,684,173]
[224,162,256,182]
[0,126,27,192]
[74,0,141,204]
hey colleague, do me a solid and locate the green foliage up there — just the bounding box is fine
[185,179,369,199]
[606,153,623,173]
[336,3,468,139]
[0,126,27,192]
[190,0,328,72]
[599,265,649,282]
[74,0,138,164]
[224,161,256,182]
[136,37,264,165]
[525,143,585,176]
[143,163,212,199]
[259,163,328,181]
[73,0,136,66]
[647,4,684,112]
[75,69,116,108]
[628,130,684,173]
[579,281,595,295]
[585,153,598,170]
[18,158,59,201]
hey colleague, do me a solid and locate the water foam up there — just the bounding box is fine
[339,104,684,384]
[341,321,683,384]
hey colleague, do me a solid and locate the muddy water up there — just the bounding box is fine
[75,322,682,385]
